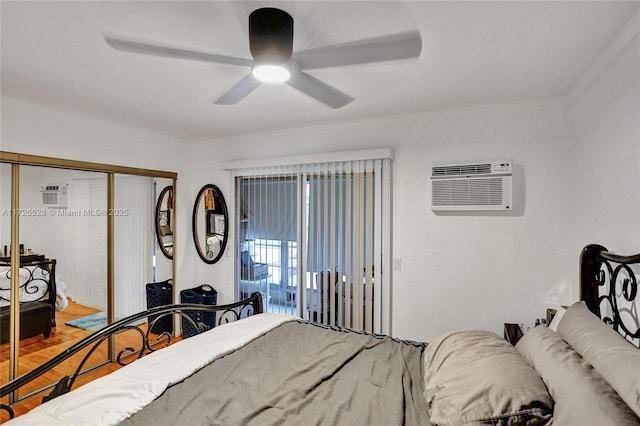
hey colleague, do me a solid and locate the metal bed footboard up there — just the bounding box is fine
[0,291,263,419]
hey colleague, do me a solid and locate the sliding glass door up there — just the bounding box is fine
[238,176,298,315]
[233,154,391,333]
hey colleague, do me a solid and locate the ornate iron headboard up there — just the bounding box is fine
[0,259,57,327]
[580,244,640,348]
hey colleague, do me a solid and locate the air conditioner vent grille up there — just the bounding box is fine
[432,178,505,206]
[432,163,492,177]
[42,192,59,205]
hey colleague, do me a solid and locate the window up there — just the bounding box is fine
[227,149,392,333]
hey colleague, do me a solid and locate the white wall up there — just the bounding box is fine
[192,98,574,341]
[567,34,640,263]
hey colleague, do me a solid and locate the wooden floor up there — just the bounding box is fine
[0,299,178,421]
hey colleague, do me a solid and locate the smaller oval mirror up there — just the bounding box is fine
[192,184,228,264]
[155,185,174,259]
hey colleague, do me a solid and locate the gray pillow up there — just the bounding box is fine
[423,330,552,425]
[516,325,640,425]
[556,301,640,418]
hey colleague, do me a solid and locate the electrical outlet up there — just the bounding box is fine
[393,257,402,270]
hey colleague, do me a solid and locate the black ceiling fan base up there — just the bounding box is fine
[249,8,294,65]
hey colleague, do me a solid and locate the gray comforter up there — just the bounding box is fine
[119,320,429,425]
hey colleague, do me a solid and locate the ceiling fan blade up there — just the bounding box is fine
[293,31,422,70]
[287,70,353,109]
[212,74,261,105]
[103,32,253,67]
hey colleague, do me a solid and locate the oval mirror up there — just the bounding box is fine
[192,184,228,264]
[155,185,174,259]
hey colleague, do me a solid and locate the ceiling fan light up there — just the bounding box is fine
[252,64,290,83]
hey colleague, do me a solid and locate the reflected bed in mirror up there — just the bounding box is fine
[155,185,174,259]
[192,184,228,264]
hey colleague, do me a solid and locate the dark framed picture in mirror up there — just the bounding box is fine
[192,184,228,264]
[155,185,174,259]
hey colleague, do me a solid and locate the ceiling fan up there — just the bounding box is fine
[104,7,422,109]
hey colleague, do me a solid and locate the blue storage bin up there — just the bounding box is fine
[146,280,173,334]
[180,284,217,338]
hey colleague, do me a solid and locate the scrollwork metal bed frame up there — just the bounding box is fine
[0,259,57,325]
[2,243,639,419]
[580,244,640,347]
[0,259,57,345]
[0,291,263,419]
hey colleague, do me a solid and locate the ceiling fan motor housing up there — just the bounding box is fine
[249,8,293,65]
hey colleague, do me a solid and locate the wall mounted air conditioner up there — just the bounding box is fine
[430,161,512,211]
[41,184,68,209]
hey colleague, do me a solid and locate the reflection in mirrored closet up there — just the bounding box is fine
[155,182,174,264]
[152,179,174,295]
[0,162,12,386]
[18,166,109,370]
[114,174,155,318]
[0,152,176,406]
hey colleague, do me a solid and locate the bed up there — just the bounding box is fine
[0,259,61,344]
[1,243,639,425]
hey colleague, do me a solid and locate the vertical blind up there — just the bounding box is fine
[114,175,153,318]
[71,176,108,311]
[227,150,392,334]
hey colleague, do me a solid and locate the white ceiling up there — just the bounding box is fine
[2,1,639,141]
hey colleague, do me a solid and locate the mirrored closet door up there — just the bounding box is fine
[0,152,176,406]
[0,162,13,386]
[114,174,154,319]
[18,166,109,381]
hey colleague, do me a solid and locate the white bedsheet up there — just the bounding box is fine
[8,313,296,425]
[54,277,68,311]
